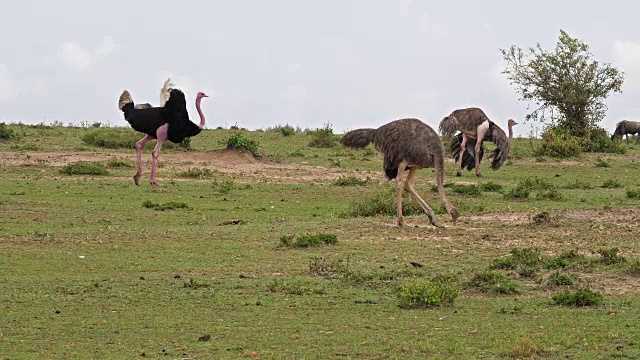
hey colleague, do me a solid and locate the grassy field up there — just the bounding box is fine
[1,122,640,359]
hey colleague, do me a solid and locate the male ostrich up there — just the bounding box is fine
[439,107,516,177]
[611,120,640,140]
[118,86,209,186]
[340,118,460,227]
[133,78,175,109]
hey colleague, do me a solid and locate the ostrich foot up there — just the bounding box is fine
[475,172,483,177]
[150,180,162,186]
[427,215,442,228]
[456,169,463,177]
[133,173,141,186]
[397,217,404,227]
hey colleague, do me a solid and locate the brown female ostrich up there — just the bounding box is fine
[439,107,516,177]
[117,86,208,186]
[611,120,640,140]
[339,118,460,227]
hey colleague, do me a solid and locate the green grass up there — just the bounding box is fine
[2,123,640,358]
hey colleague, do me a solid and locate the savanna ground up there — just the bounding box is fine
[1,122,640,359]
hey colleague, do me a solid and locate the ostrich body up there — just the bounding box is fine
[611,120,640,140]
[340,118,460,227]
[133,78,175,109]
[118,86,208,186]
[439,107,516,177]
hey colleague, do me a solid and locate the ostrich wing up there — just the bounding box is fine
[439,107,491,138]
[485,122,510,170]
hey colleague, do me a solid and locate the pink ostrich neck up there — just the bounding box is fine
[195,96,206,129]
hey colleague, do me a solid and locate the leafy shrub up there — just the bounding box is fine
[544,250,588,269]
[82,129,140,149]
[503,184,530,200]
[547,271,575,286]
[531,211,552,225]
[308,123,337,148]
[465,270,520,295]
[450,184,482,196]
[601,179,622,188]
[106,158,133,168]
[60,161,109,176]
[562,180,593,190]
[220,133,261,158]
[594,156,610,167]
[583,127,626,154]
[626,188,640,200]
[342,188,424,218]
[597,247,626,265]
[479,182,503,192]
[536,127,582,158]
[334,176,370,186]
[280,233,338,248]
[396,277,460,308]
[178,167,214,178]
[142,200,190,211]
[551,288,602,306]
[0,123,17,140]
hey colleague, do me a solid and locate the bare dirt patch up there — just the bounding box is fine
[0,149,379,184]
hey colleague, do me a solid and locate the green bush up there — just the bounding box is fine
[82,129,140,149]
[60,161,109,176]
[343,188,424,218]
[220,133,261,158]
[551,288,602,306]
[396,278,460,308]
[536,127,582,158]
[0,123,17,140]
[280,233,338,248]
[308,123,337,148]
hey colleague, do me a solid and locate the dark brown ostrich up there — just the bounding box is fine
[339,118,460,227]
[439,107,516,177]
[117,86,208,186]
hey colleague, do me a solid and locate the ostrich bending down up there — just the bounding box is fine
[340,118,460,227]
[611,120,640,140]
[133,78,175,109]
[439,107,515,177]
[118,86,208,186]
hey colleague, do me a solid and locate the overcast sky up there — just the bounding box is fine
[1,0,639,137]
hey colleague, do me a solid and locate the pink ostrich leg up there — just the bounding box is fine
[149,123,169,186]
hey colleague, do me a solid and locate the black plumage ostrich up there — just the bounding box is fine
[117,85,208,186]
[439,107,516,177]
[340,118,460,227]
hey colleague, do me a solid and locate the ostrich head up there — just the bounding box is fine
[196,92,209,100]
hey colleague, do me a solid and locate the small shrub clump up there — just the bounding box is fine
[178,167,214,178]
[308,123,338,148]
[334,176,370,186]
[60,161,109,176]
[396,277,460,309]
[343,189,424,218]
[220,133,261,158]
[280,233,338,248]
[465,270,520,295]
[142,200,190,211]
[0,123,17,140]
[547,271,575,286]
[551,288,603,307]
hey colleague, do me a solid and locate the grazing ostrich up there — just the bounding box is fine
[133,78,175,109]
[611,120,640,140]
[339,118,460,227]
[439,107,515,177]
[118,86,209,186]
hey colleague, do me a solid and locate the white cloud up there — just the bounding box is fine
[0,64,49,102]
[612,40,640,90]
[60,36,120,71]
